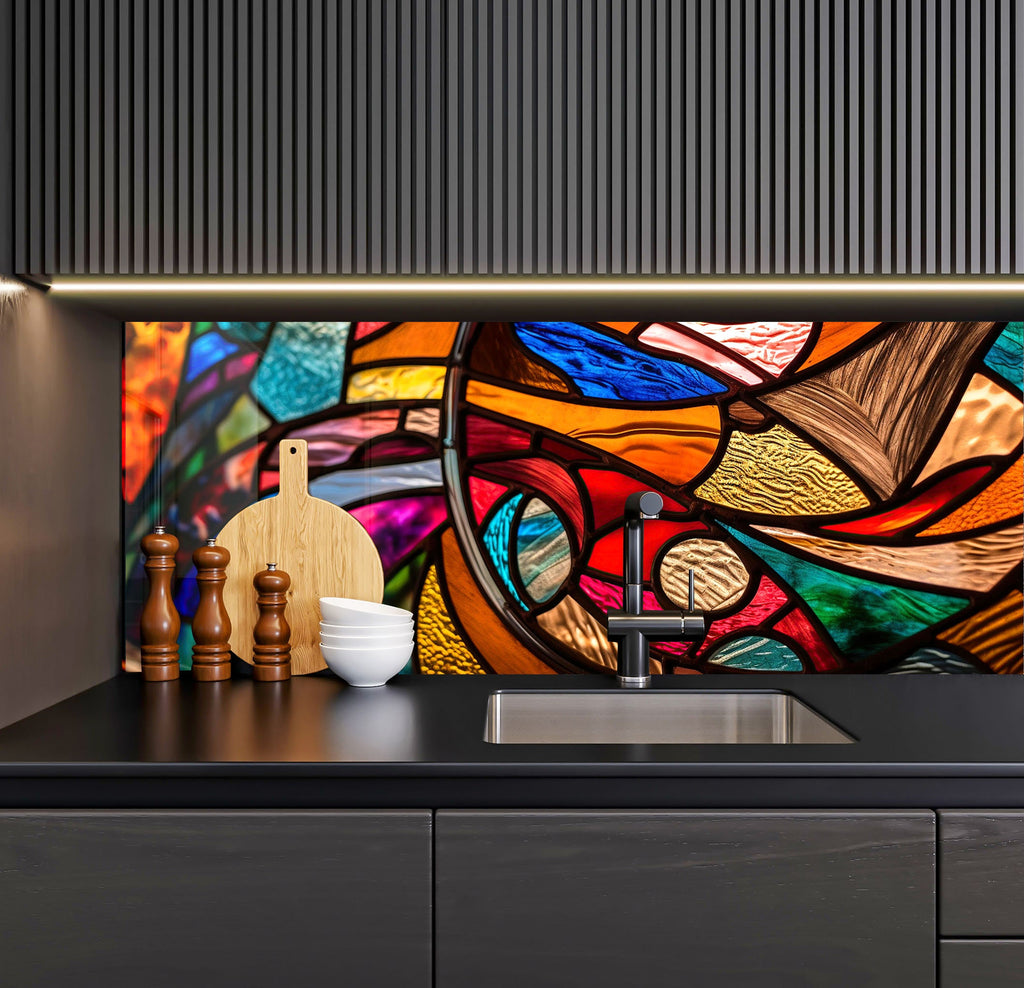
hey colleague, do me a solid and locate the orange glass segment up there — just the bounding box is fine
[916,374,1024,484]
[939,590,1023,674]
[597,322,638,333]
[440,528,555,674]
[795,322,882,372]
[535,594,620,672]
[122,321,191,502]
[919,456,1024,536]
[465,381,721,487]
[350,321,460,365]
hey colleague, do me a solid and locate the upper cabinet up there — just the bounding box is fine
[4,0,1021,277]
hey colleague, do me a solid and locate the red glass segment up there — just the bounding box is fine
[772,607,844,671]
[824,465,991,536]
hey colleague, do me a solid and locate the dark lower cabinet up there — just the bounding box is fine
[0,810,432,988]
[941,941,1024,988]
[436,810,936,988]
[939,811,1024,937]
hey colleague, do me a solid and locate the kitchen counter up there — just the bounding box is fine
[0,673,1021,808]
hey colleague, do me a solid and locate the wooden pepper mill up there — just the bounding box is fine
[140,525,181,681]
[252,563,291,681]
[191,539,232,681]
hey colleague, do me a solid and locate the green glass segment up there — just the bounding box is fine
[725,526,970,660]
[383,549,429,614]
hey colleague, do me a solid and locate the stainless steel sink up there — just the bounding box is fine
[484,690,854,744]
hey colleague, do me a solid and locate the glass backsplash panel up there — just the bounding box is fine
[122,321,1023,675]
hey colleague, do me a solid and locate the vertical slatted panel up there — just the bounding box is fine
[7,0,1024,275]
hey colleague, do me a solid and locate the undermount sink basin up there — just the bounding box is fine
[484,690,854,745]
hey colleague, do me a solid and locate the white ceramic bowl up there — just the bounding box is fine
[320,641,413,688]
[321,630,414,649]
[320,619,413,635]
[320,597,414,627]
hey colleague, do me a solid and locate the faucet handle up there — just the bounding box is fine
[625,490,663,520]
[687,568,695,612]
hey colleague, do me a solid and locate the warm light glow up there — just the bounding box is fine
[48,277,1024,295]
[0,277,27,295]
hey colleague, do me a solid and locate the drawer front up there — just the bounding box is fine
[941,941,1024,988]
[437,810,936,988]
[0,811,432,988]
[940,812,1024,936]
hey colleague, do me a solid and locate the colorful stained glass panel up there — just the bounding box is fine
[122,320,1023,677]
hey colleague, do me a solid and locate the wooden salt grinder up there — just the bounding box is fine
[191,539,232,681]
[252,563,291,681]
[140,526,181,681]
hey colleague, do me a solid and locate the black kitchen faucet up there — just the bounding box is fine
[606,491,706,687]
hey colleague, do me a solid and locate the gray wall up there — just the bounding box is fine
[9,0,1023,276]
[0,285,122,727]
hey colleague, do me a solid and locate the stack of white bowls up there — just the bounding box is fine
[319,597,415,687]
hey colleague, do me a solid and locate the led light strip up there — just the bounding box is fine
[47,277,1024,294]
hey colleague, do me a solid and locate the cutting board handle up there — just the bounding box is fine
[279,440,309,502]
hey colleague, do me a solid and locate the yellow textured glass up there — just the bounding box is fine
[346,364,446,403]
[416,565,486,675]
[696,424,869,515]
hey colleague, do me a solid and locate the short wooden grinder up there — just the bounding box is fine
[252,563,292,681]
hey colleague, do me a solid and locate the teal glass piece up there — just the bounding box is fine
[218,321,275,348]
[515,499,571,603]
[483,494,526,608]
[983,322,1023,391]
[253,322,349,421]
[176,621,195,672]
[725,526,969,661]
[887,646,979,674]
[708,636,803,671]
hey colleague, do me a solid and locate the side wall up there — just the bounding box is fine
[0,285,121,726]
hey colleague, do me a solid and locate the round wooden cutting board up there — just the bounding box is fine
[217,440,384,674]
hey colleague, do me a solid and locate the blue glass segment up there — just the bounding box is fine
[185,332,237,381]
[512,321,729,401]
[483,493,526,608]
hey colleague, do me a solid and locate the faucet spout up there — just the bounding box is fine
[623,490,663,615]
[608,491,705,687]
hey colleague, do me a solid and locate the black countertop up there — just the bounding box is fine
[0,673,1021,808]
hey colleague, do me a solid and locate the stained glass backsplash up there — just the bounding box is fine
[123,321,1023,675]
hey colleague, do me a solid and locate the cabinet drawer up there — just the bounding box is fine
[0,811,432,988]
[941,941,1024,987]
[437,810,935,988]
[939,812,1024,936]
